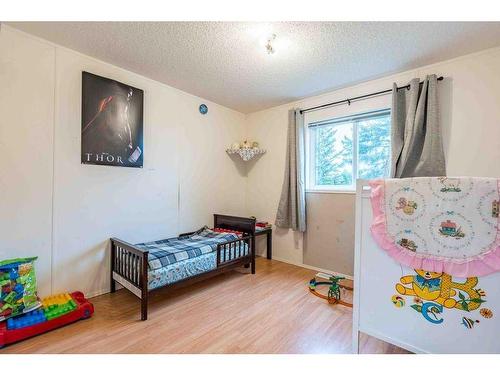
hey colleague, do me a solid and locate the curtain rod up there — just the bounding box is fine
[300,76,444,114]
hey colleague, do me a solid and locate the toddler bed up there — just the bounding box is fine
[110,214,255,320]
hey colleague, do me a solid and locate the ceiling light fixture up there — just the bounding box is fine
[265,34,276,55]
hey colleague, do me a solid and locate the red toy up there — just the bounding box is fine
[0,291,94,348]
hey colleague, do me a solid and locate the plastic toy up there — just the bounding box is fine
[308,272,353,307]
[0,291,94,348]
[0,257,40,321]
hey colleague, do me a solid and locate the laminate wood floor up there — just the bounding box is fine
[2,258,409,354]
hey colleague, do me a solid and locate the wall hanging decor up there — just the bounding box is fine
[199,104,208,115]
[81,71,144,168]
[226,140,266,161]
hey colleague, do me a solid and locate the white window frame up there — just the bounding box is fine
[305,109,391,193]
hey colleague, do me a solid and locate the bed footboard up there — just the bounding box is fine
[216,234,255,273]
[110,238,149,320]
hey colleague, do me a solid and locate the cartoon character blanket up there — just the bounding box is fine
[370,177,500,277]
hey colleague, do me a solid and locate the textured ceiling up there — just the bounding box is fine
[8,22,500,113]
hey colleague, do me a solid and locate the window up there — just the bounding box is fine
[306,109,391,192]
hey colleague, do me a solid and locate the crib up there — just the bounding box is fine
[353,179,500,354]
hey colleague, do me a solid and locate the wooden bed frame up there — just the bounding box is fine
[110,214,256,321]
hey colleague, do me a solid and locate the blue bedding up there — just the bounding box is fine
[148,245,249,290]
[135,228,249,290]
[136,228,243,271]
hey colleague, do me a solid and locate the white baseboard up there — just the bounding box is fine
[268,255,354,280]
[85,288,111,299]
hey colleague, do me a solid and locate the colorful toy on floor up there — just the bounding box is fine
[0,291,94,348]
[0,257,40,321]
[309,272,353,307]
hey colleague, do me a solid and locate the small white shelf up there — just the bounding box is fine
[226,148,266,161]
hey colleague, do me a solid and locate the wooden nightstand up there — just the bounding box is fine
[255,227,272,260]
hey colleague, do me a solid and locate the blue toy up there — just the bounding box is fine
[7,310,46,330]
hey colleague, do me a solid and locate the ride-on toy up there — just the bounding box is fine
[0,291,94,348]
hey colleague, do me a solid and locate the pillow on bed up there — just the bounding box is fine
[178,226,209,239]
[212,227,244,237]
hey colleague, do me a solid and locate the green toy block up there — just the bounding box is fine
[43,299,77,320]
[4,292,16,304]
[1,303,13,312]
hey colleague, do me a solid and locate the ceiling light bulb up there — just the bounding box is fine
[265,34,276,55]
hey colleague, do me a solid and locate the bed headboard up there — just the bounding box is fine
[213,214,256,235]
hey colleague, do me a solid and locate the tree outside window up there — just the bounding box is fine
[308,110,390,191]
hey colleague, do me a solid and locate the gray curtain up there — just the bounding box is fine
[275,109,306,232]
[391,74,446,178]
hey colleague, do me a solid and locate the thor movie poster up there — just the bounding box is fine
[81,71,144,168]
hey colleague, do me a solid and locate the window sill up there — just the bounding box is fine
[306,189,356,195]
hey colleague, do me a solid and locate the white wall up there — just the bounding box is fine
[0,25,247,297]
[0,26,55,297]
[3,23,500,294]
[246,46,500,274]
